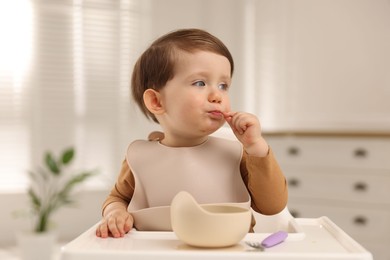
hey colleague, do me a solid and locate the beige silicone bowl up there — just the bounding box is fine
[170,191,251,248]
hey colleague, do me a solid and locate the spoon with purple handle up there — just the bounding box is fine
[246,231,288,250]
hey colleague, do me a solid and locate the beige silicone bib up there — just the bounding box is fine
[126,136,251,231]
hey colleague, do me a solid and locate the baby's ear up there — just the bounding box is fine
[143,89,165,115]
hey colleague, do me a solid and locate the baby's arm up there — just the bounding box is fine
[225,112,288,214]
[240,151,288,215]
[96,202,133,238]
[96,159,135,238]
[223,112,268,157]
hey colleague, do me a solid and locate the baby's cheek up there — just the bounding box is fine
[177,105,195,119]
[223,101,231,113]
[183,99,201,112]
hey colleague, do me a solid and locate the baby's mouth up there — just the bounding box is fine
[208,110,223,119]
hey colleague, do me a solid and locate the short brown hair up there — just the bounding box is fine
[131,28,234,123]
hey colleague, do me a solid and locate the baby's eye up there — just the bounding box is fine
[193,81,206,87]
[218,83,229,91]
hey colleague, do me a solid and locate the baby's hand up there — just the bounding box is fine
[96,209,133,238]
[223,112,268,157]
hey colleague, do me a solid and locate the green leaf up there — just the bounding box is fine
[28,188,41,211]
[45,152,60,175]
[61,148,74,165]
[36,211,50,233]
[60,172,94,195]
[51,171,95,212]
[52,197,74,211]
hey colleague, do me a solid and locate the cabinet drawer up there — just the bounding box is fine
[266,136,390,169]
[285,166,390,204]
[287,200,390,241]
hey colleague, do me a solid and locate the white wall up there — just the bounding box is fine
[253,0,390,132]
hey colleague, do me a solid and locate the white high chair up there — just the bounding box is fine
[61,127,373,260]
[211,126,294,233]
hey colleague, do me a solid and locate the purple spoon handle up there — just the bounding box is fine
[261,231,288,248]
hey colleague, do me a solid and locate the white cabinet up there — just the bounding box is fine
[265,134,390,260]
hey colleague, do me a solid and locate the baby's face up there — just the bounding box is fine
[158,50,232,141]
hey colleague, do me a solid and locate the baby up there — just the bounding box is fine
[96,28,288,238]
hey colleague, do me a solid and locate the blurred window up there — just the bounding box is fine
[0,0,150,190]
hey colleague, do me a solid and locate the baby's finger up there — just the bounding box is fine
[107,217,121,238]
[115,217,126,236]
[223,111,235,119]
[124,215,133,233]
[95,227,101,237]
[223,112,239,132]
[96,220,109,238]
[230,113,247,134]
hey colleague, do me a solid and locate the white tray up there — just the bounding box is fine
[60,217,372,260]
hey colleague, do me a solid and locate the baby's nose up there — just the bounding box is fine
[208,89,222,103]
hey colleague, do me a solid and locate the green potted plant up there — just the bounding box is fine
[17,147,96,260]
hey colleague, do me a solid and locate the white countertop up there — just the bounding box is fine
[60,217,372,260]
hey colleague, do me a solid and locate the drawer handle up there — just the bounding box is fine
[353,216,368,226]
[354,148,368,158]
[353,182,368,192]
[287,147,300,156]
[288,178,300,188]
